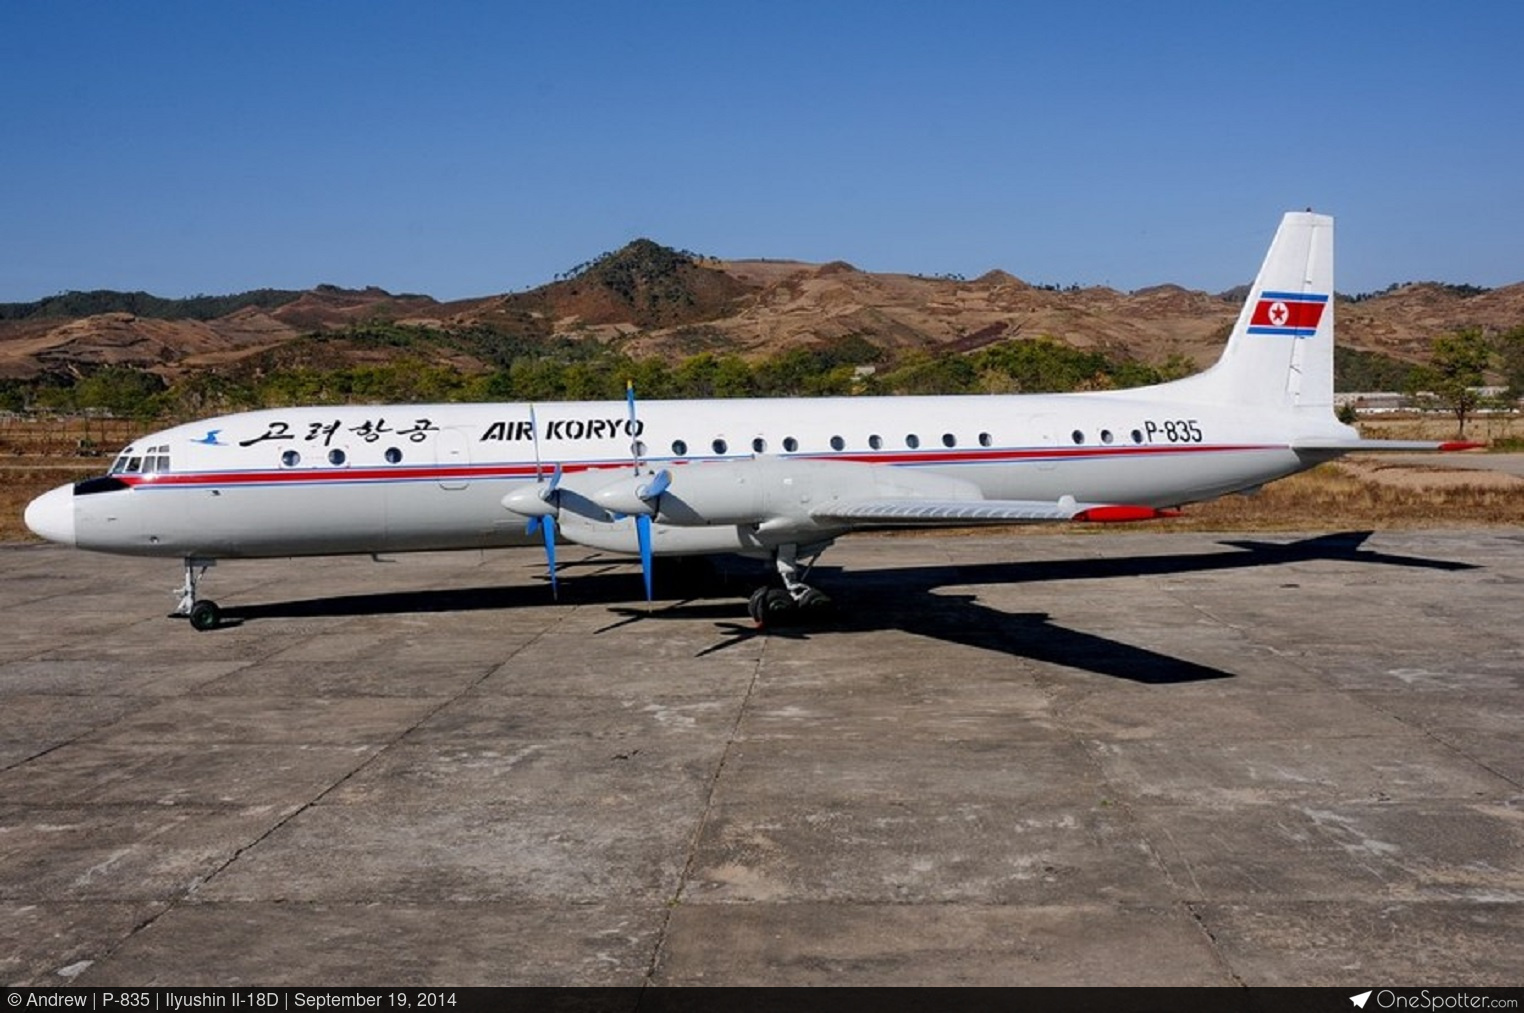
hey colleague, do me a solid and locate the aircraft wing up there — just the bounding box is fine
[813,496,1173,526]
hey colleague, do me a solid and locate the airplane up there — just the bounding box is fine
[24,212,1476,631]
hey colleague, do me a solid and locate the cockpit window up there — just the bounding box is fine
[108,445,171,475]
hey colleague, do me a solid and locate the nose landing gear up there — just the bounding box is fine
[172,558,223,631]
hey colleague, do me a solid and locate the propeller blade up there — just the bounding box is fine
[635,514,654,603]
[530,404,543,482]
[626,379,642,474]
[523,514,559,598]
[637,468,670,502]
[541,513,559,599]
[538,462,564,514]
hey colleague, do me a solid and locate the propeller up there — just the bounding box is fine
[523,463,562,597]
[625,380,642,474]
[521,405,562,597]
[634,515,654,603]
[626,381,659,602]
[631,468,669,602]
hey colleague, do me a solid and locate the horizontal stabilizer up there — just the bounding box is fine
[814,498,1173,526]
[1291,438,1486,453]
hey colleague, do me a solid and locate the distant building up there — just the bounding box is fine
[1335,392,1407,413]
[1335,388,1520,415]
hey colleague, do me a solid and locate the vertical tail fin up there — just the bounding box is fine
[1179,211,1335,412]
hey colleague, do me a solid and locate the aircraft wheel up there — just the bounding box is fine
[747,587,771,624]
[188,600,222,632]
[764,588,795,615]
[796,587,833,612]
[748,587,800,626]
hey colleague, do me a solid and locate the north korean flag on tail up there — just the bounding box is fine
[1246,290,1329,337]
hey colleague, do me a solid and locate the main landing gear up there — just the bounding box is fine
[746,543,835,628]
[171,557,223,631]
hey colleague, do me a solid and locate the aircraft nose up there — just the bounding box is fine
[24,483,77,547]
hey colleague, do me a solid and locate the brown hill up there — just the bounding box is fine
[0,286,444,380]
[1336,282,1524,362]
[3,242,1520,382]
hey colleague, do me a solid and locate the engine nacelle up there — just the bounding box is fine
[589,472,667,517]
[501,482,557,518]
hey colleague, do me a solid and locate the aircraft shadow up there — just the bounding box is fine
[221,530,1475,685]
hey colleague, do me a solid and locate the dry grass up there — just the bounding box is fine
[0,462,100,540]
[1,417,139,541]
[1153,461,1524,532]
[1357,412,1522,444]
[0,415,141,458]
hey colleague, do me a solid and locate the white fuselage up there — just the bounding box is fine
[41,385,1344,561]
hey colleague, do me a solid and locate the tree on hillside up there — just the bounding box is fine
[1496,324,1524,402]
[73,367,169,419]
[1406,328,1492,438]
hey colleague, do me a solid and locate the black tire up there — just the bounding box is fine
[747,586,771,624]
[188,600,221,632]
[796,587,833,611]
[763,588,796,619]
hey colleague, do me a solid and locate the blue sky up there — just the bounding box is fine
[2,1,1520,302]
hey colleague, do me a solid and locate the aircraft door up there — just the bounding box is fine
[1029,413,1058,471]
[435,429,471,489]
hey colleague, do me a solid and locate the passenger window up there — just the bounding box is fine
[752,437,767,454]
[712,438,728,455]
[328,448,347,466]
[868,434,883,450]
[281,450,301,468]
[672,440,688,456]
[978,432,992,448]
[1131,430,1144,444]
[941,433,956,448]
[1101,430,1114,445]
[783,437,798,453]
[1072,431,1085,445]
[905,434,920,449]
[385,447,403,464]
[830,435,845,451]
